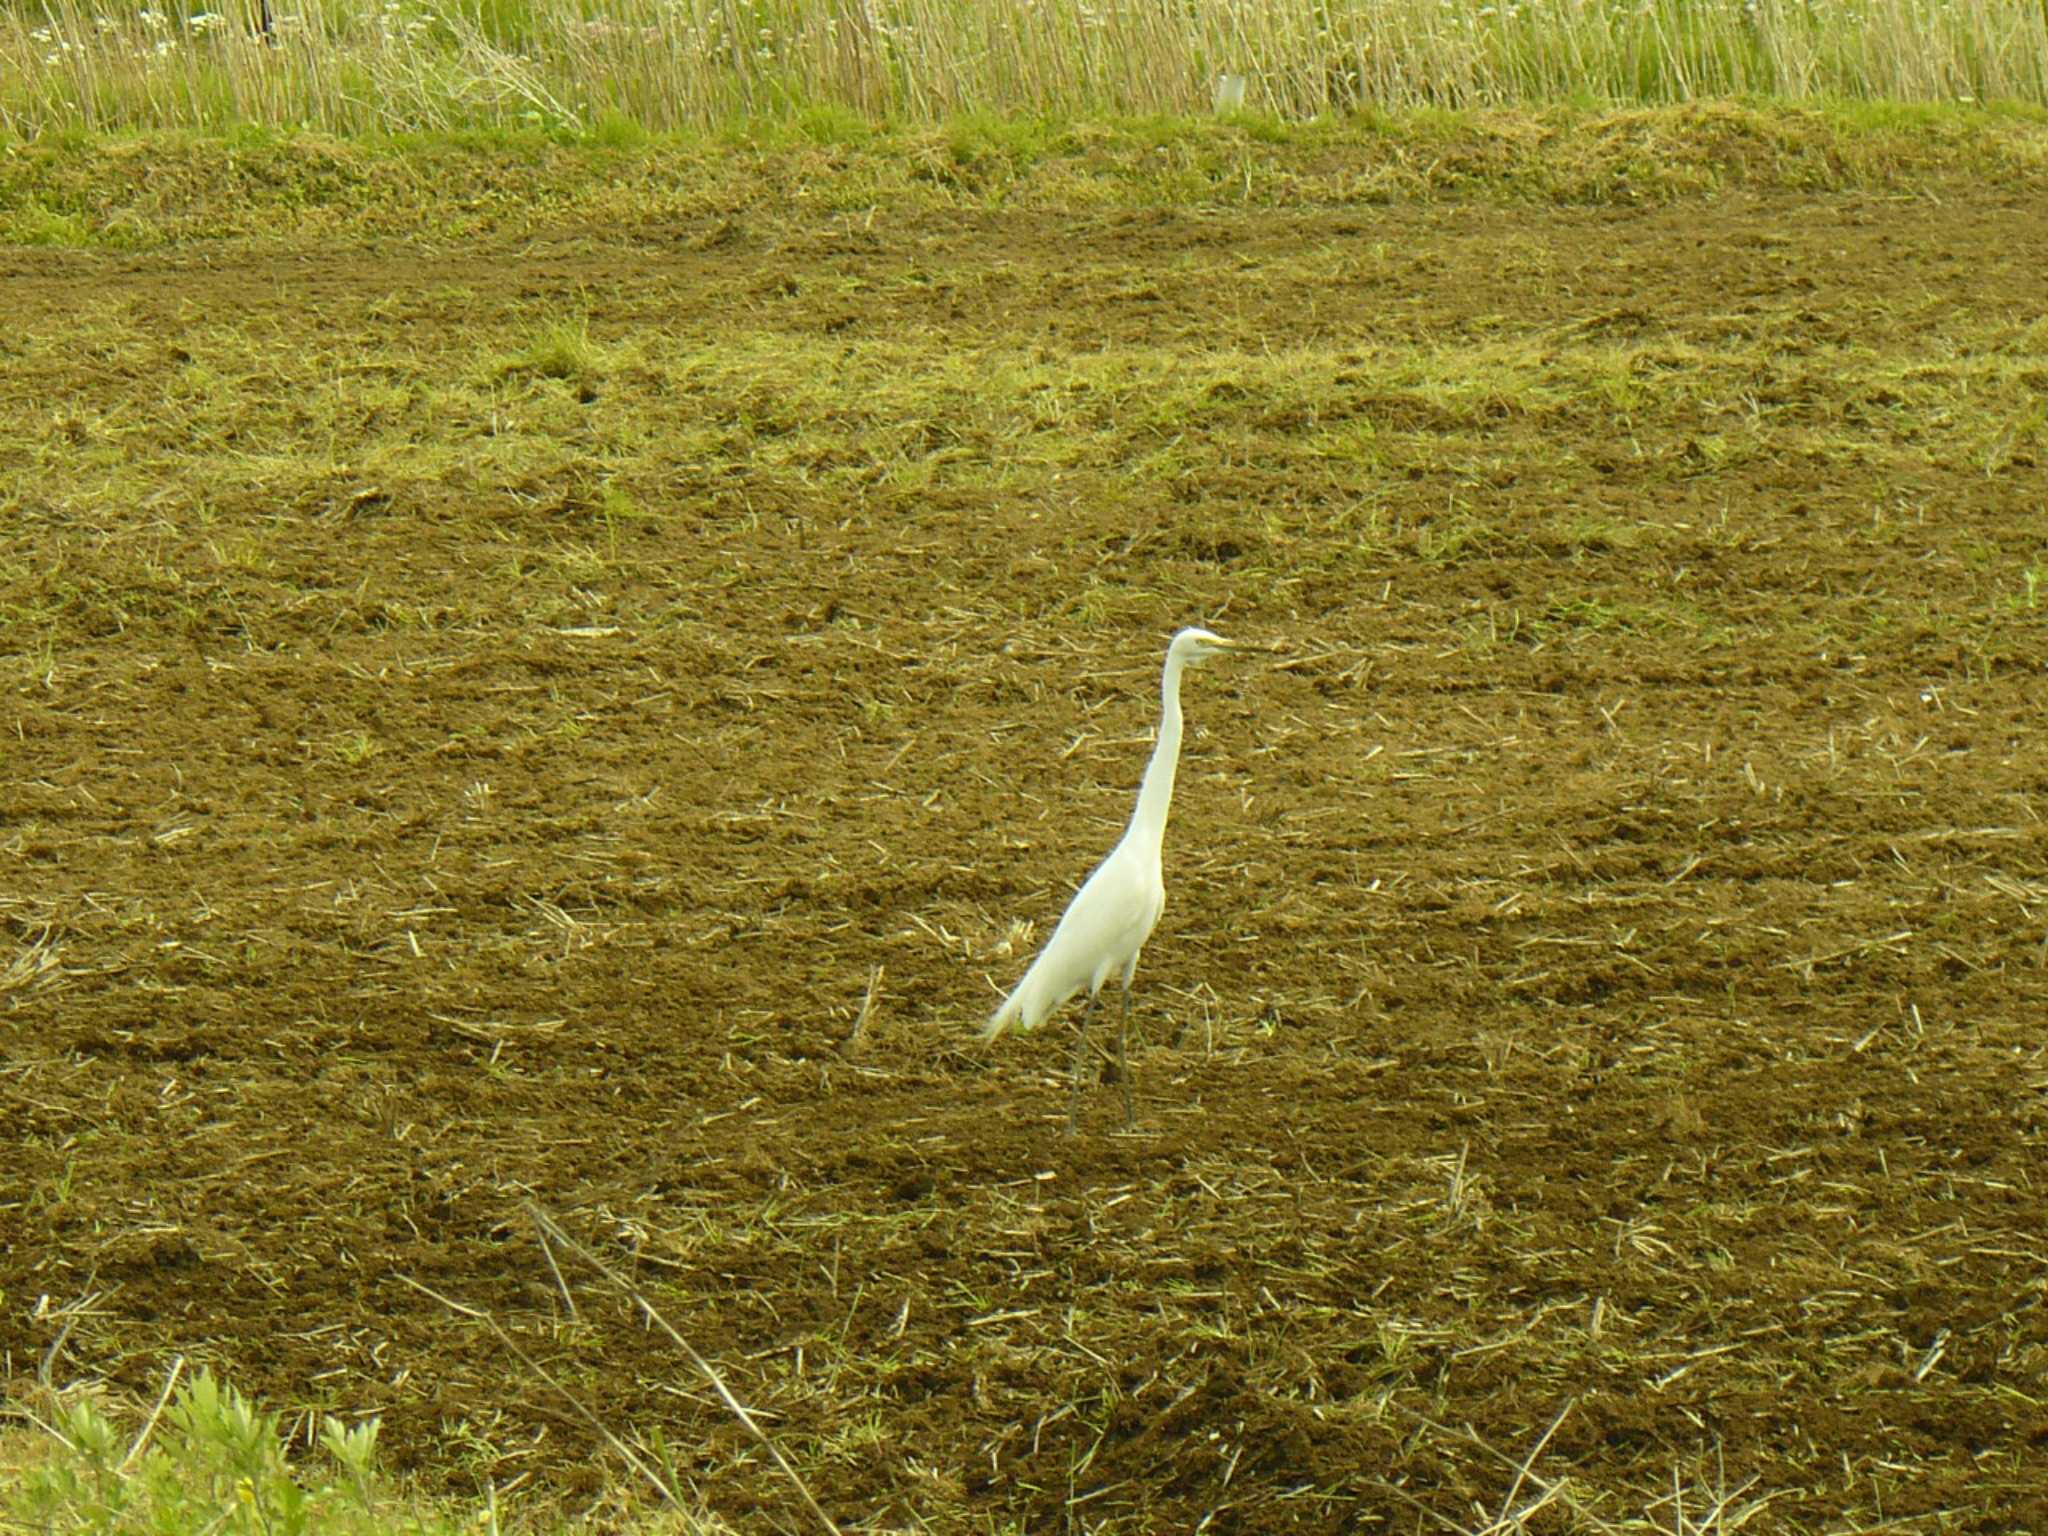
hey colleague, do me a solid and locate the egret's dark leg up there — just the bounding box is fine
[1117,981,1136,1129]
[1066,992,1099,1135]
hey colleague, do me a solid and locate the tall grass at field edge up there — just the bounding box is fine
[3,0,2047,139]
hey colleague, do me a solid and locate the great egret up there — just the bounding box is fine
[984,626,1244,1131]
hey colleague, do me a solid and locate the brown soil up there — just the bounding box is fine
[4,182,2048,1532]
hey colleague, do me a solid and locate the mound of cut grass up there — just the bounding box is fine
[0,103,2043,248]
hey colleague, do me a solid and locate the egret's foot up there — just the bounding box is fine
[1067,1043,1089,1136]
[1116,1013,1136,1130]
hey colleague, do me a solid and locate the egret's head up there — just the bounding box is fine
[1171,627,1240,666]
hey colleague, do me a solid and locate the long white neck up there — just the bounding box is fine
[1126,646,1187,858]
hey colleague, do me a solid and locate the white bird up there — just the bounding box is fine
[984,626,1245,1130]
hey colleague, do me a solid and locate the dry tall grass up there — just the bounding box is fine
[2,0,2045,138]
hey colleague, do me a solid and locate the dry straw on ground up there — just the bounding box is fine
[4,125,2047,1532]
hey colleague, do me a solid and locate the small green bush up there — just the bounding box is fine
[5,1371,476,1536]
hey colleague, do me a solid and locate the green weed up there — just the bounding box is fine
[4,1372,475,1536]
[498,318,605,387]
[331,730,380,767]
[0,199,93,246]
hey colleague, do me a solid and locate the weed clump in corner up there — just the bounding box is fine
[5,1369,472,1536]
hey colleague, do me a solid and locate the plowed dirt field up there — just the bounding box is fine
[4,164,2047,1532]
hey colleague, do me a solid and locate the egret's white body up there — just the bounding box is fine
[984,627,1241,1128]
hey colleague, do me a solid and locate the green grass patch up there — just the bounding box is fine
[5,1373,475,1536]
[3,1372,733,1535]
[0,198,94,246]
